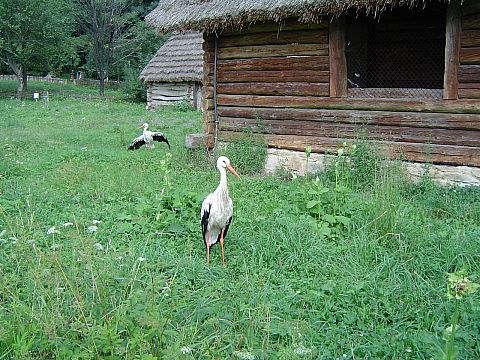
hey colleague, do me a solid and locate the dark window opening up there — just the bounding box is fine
[345,5,446,99]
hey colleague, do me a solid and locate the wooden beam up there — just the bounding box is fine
[215,94,480,114]
[219,131,480,167]
[444,0,461,99]
[216,106,480,131]
[329,15,347,98]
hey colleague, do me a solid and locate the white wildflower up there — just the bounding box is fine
[138,256,146,262]
[63,222,74,227]
[181,346,193,354]
[87,225,98,233]
[293,345,313,356]
[0,229,6,238]
[233,350,255,360]
[47,226,59,235]
[93,242,104,251]
[80,146,88,151]
[92,219,102,224]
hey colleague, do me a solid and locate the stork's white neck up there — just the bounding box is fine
[215,166,229,198]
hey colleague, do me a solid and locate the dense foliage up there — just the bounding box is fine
[0,0,164,98]
[0,95,479,359]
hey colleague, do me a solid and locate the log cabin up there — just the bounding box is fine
[146,0,480,185]
[140,32,203,110]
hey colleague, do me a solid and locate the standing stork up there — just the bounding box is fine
[201,156,240,265]
[128,122,170,150]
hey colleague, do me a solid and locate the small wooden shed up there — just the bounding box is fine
[146,0,480,170]
[140,32,203,110]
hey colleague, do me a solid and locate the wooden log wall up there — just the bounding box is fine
[147,82,195,110]
[203,14,480,167]
[459,3,480,99]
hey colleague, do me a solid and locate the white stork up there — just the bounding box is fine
[128,122,170,150]
[201,156,240,265]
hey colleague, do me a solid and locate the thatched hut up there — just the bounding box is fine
[140,32,203,110]
[146,0,480,184]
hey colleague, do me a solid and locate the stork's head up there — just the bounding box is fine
[138,122,148,130]
[217,156,240,179]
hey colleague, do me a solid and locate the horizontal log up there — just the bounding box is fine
[218,29,328,47]
[218,44,329,59]
[216,70,329,83]
[215,82,329,96]
[151,94,187,101]
[150,89,188,97]
[221,19,328,36]
[458,65,480,82]
[207,56,330,73]
[462,15,480,30]
[218,131,480,167]
[216,116,480,147]
[458,82,480,89]
[460,47,480,64]
[215,94,480,114]
[461,29,480,47]
[459,88,480,98]
[216,106,480,130]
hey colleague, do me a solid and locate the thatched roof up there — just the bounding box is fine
[140,32,203,83]
[146,0,448,34]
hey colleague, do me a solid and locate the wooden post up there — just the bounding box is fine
[202,33,215,148]
[444,0,461,100]
[329,15,347,98]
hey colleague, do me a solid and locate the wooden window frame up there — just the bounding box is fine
[329,2,461,100]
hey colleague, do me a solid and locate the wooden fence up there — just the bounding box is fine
[0,75,67,84]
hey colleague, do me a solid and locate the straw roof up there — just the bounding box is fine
[140,32,203,83]
[146,0,448,34]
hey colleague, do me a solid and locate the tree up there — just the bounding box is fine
[75,0,141,97]
[0,0,74,98]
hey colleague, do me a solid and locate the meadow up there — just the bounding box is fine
[0,91,479,359]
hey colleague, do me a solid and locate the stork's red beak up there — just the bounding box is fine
[226,164,241,179]
[137,124,144,129]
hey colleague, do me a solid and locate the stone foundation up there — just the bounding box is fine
[265,148,480,186]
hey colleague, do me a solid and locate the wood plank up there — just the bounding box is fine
[461,29,480,47]
[219,30,328,47]
[208,56,330,72]
[218,131,480,166]
[329,15,347,98]
[462,15,480,30]
[216,70,329,83]
[458,82,480,89]
[216,106,480,130]
[218,44,329,59]
[444,1,461,100]
[460,47,480,64]
[215,94,480,114]
[151,95,185,101]
[216,83,329,96]
[221,19,328,36]
[459,88,480,98]
[458,65,480,82]
[216,116,480,147]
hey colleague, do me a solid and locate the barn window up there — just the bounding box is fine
[345,5,446,99]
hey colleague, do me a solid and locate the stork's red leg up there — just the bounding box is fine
[220,227,226,266]
[206,230,211,264]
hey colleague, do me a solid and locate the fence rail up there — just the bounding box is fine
[0,75,67,84]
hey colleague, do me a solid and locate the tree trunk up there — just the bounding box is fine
[17,66,28,99]
[99,75,105,97]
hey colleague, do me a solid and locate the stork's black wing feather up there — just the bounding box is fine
[201,203,211,245]
[128,136,145,150]
[152,132,171,149]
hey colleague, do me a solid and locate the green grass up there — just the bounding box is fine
[0,80,123,99]
[0,97,479,359]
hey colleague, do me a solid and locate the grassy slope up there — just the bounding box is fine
[0,97,479,359]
